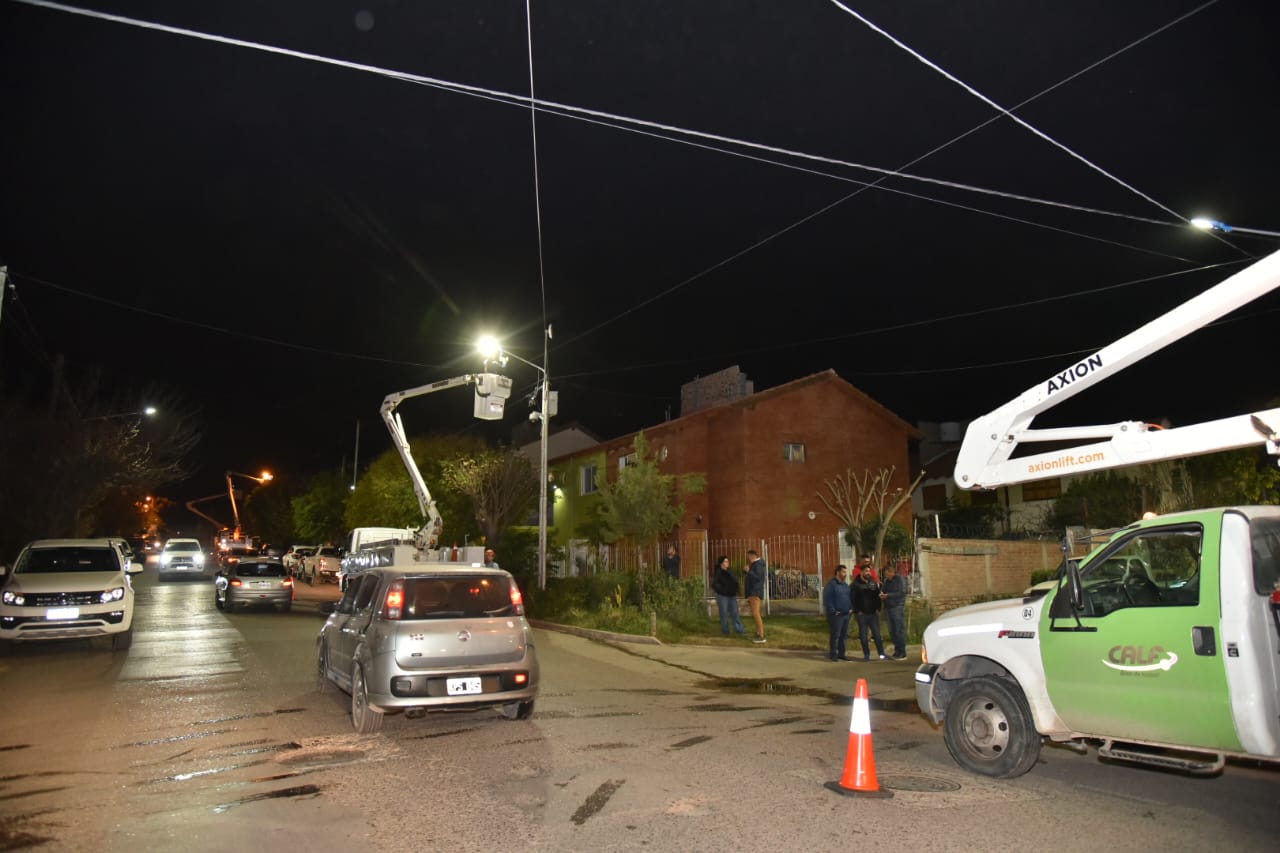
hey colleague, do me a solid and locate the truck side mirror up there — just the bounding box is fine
[1067,560,1085,611]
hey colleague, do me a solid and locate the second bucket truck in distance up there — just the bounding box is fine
[915,249,1280,778]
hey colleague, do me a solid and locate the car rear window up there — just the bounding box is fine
[18,547,119,573]
[404,576,513,618]
[238,562,287,577]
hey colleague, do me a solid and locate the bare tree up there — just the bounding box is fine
[817,466,925,561]
[441,448,540,548]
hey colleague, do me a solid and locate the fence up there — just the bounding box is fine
[559,533,906,600]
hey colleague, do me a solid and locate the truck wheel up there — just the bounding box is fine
[943,676,1041,778]
[351,664,384,734]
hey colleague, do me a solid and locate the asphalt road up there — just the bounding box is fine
[0,566,1276,851]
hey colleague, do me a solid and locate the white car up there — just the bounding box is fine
[159,537,208,580]
[283,545,317,574]
[0,538,142,652]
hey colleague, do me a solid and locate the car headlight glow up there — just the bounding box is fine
[194,553,205,565]
[2,590,24,606]
[100,586,125,603]
[161,554,173,565]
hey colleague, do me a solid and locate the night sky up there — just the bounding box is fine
[2,0,1278,510]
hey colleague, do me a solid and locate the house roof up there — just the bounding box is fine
[550,368,922,463]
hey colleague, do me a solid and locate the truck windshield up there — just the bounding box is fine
[18,547,118,573]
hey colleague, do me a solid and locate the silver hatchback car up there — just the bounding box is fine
[317,567,538,733]
[216,558,294,612]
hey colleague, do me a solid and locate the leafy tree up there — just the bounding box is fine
[1186,447,1280,506]
[596,432,691,547]
[343,434,485,546]
[290,470,350,544]
[1044,471,1142,531]
[441,448,539,549]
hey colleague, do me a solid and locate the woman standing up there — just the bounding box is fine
[710,555,746,636]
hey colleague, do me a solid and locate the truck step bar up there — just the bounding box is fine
[1098,741,1225,775]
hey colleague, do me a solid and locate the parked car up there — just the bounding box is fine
[317,567,539,732]
[0,538,143,652]
[283,545,316,575]
[304,546,344,584]
[158,537,208,580]
[215,558,293,612]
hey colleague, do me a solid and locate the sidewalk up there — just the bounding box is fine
[530,619,921,707]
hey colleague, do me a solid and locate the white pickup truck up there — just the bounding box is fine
[300,546,344,584]
[917,249,1280,777]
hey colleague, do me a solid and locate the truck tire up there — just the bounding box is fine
[111,628,134,651]
[351,664,384,734]
[943,676,1041,778]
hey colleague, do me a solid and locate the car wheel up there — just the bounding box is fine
[351,664,384,734]
[280,602,292,613]
[943,676,1041,778]
[223,598,234,613]
[500,699,535,720]
[317,644,334,693]
[0,639,11,656]
[111,628,133,651]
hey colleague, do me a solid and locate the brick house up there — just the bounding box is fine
[548,368,920,566]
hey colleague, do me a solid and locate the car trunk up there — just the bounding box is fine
[391,574,525,669]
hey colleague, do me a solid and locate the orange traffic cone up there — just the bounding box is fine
[825,677,893,798]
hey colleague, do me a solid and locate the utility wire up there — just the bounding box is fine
[827,0,1247,257]
[524,0,549,357]
[14,0,1193,232]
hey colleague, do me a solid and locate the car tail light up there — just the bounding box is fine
[513,672,527,685]
[282,577,293,588]
[230,578,242,587]
[509,580,525,616]
[385,579,405,619]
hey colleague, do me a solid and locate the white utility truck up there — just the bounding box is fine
[916,249,1280,777]
[339,372,512,582]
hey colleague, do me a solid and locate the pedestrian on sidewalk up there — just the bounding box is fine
[662,544,681,580]
[852,561,887,660]
[881,563,908,659]
[710,555,746,636]
[822,564,853,661]
[744,549,767,643]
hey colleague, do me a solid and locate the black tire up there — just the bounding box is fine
[280,602,292,613]
[214,590,224,610]
[317,644,334,693]
[943,676,1041,778]
[500,699,535,720]
[0,639,12,656]
[111,628,133,651]
[351,665,384,734]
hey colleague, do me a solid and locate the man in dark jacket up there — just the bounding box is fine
[744,549,767,643]
[852,564,887,661]
[822,565,854,661]
[710,555,746,635]
[881,564,909,659]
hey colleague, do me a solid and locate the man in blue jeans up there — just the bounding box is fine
[710,555,746,635]
[822,565,853,661]
[852,560,887,660]
[881,564,908,659]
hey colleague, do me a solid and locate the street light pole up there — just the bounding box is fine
[537,326,550,591]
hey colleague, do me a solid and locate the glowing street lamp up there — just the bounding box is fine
[1191,217,1280,239]
[477,328,555,590]
[88,406,158,421]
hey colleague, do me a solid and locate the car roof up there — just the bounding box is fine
[25,538,121,549]
[165,538,202,545]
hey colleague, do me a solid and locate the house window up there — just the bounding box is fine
[921,483,947,511]
[580,464,598,496]
[783,443,806,462]
[618,453,636,473]
[1021,479,1061,501]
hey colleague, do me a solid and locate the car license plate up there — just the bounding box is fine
[46,607,79,620]
[446,677,482,696]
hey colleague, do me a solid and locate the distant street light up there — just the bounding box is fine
[87,406,158,421]
[477,327,555,590]
[1191,217,1280,239]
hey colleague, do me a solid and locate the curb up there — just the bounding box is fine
[529,619,663,646]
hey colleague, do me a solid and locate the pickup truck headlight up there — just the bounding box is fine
[193,553,205,565]
[2,590,25,606]
[161,554,173,566]
[100,586,125,603]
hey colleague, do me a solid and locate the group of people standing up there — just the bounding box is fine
[710,549,768,643]
[822,554,908,662]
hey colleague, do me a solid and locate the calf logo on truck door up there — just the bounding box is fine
[1102,645,1178,672]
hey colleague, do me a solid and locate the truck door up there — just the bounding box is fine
[1039,519,1242,751]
